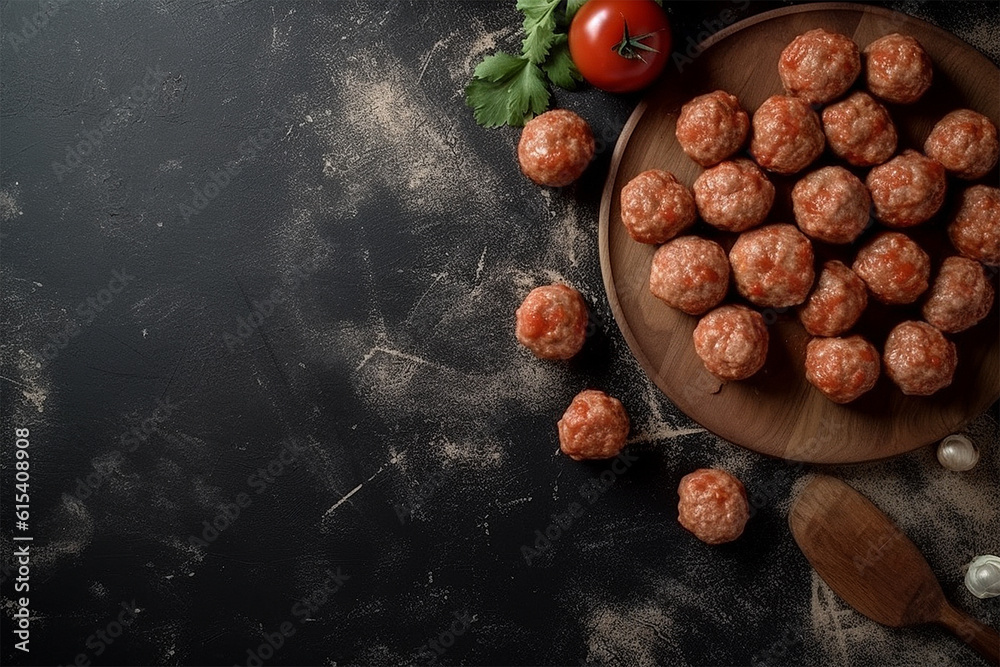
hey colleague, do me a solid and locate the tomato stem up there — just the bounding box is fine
[612,16,662,62]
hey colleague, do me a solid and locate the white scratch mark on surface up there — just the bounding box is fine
[322,464,387,517]
[406,271,448,322]
[323,482,363,516]
[355,346,451,373]
[496,496,533,509]
[416,39,446,85]
[0,374,29,388]
[474,247,487,282]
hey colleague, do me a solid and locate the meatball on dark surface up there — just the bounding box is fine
[515,284,588,360]
[677,468,750,545]
[558,390,630,461]
[518,109,595,187]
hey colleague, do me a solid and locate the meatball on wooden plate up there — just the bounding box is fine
[598,3,999,463]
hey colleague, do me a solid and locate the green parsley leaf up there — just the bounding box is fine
[472,52,528,82]
[565,0,588,22]
[466,53,550,128]
[516,0,561,64]
[541,34,582,90]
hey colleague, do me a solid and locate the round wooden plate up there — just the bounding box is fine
[599,3,1000,464]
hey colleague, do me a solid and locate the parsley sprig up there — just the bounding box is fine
[465,0,583,128]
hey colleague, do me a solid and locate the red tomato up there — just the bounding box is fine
[568,0,672,93]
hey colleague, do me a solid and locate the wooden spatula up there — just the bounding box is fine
[789,475,999,664]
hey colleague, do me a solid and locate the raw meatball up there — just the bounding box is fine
[778,28,861,104]
[729,224,815,308]
[620,169,697,244]
[693,305,769,381]
[799,260,868,337]
[792,166,871,244]
[866,150,946,227]
[883,321,957,396]
[852,232,930,304]
[693,159,775,232]
[922,256,995,333]
[924,109,999,180]
[517,109,595,187]
[864,33,933,104]
[949,185,1000,265]
[675,90,750,167]
[821,91,898,166]
[750,95,825,174]
[558,389,629,461]
[805,335,881,404]
[515,284,588,360]
[649,236,730,315]
[677,468,749,545]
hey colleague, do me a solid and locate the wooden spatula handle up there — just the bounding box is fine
[938,602,1000,665]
